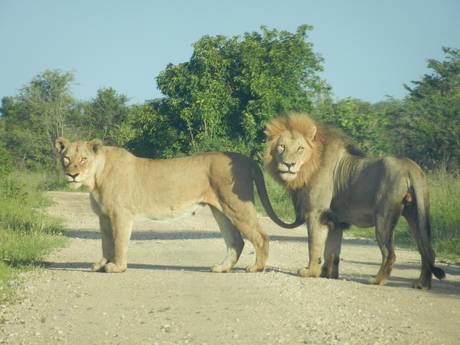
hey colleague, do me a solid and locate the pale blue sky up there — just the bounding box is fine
[1,0,459,105]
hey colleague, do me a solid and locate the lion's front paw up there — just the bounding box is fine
[297,267,320,278]
[210,265,231,273]
[245,264,263,273]
[367,277,387,286]
[91,259,107,272]
[104,262,126,273]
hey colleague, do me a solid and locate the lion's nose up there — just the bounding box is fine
[67,173,79,180]
[283,162,296,169]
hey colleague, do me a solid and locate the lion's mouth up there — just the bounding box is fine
[65,177,82,184]
[65,180,83,189]
[279,170,297,181]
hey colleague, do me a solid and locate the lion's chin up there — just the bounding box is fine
[279,172,297,181]
[66,181,83,189]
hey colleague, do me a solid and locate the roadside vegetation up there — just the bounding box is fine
[0,173,67,303]
[0,26,458,301]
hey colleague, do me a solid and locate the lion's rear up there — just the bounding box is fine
[403,163,446,286]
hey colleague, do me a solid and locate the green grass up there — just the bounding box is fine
[258,169,460,263]
[0,172,68,303]
[256,172,296,223]
[426,170,460,262]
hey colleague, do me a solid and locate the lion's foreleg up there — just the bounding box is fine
[321,227,343,279]
[103,214,133,273]
[298,221,328,278]
[92,215,113,272]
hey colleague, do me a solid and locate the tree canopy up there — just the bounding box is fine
[0,70,76,170]
[0,71,134,172]
[133,25,329,158]
[0,26,458,173]
[388,47,460,169]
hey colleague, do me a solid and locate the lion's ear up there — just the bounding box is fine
[264,126,274,141]
[88,139,103,153]
[309,125,317,141]
[55,137,71,153]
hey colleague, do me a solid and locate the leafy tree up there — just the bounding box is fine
[315,97,390,156]
[0,99,14,175]
[141,25,329,158]
[391,47,460,170]
[128,100,188,159]
[0,70,76,171]
[79,87,132,146]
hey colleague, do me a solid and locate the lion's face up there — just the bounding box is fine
[55,138,102,189]
[273,130,311,182]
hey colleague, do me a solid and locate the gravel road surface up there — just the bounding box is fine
[0,191,459,344]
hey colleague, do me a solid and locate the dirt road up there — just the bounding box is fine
[0,192,459,344]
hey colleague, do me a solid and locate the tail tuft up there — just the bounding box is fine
[432,266,446,280]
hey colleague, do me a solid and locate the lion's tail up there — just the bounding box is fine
[410,170,446,280]
[251,160,305,229]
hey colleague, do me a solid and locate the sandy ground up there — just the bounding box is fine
[0,191,459,345]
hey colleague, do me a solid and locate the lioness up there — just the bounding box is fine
[55,138,302,273]
[264,113,445,289]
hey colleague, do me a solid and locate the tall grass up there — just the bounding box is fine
[0,172,67,303]
[258,169,460,263]
[426,170,460,262]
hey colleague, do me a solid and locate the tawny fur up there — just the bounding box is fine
[55,137,302,274]
[264,112,445,289]
[264,113,324,190]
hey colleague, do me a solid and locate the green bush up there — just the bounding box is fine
[0,172,67,303]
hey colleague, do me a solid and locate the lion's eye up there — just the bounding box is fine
[63,156,70,165]
[81,157,87,163]
[278,144,285,152]
[298,147,304,152]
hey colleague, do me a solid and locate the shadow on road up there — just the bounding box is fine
[62,229,378,246]
[42,258,459,296]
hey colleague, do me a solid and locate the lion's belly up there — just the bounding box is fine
[332,203,375,229]
[348,216,375,229]
[137,203,206,223]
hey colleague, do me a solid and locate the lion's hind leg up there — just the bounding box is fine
[403,205,436,290]
[210,205,269,273]
[209,207,245,273]
[239,221,269,273]
[368,209,400,286]
[321,223,346,279]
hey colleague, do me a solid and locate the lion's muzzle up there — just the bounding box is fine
[278,162,299,181]
[64,173,83,188]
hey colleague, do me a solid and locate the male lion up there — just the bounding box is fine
[55,138,302,274]
[264,113,445,289]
